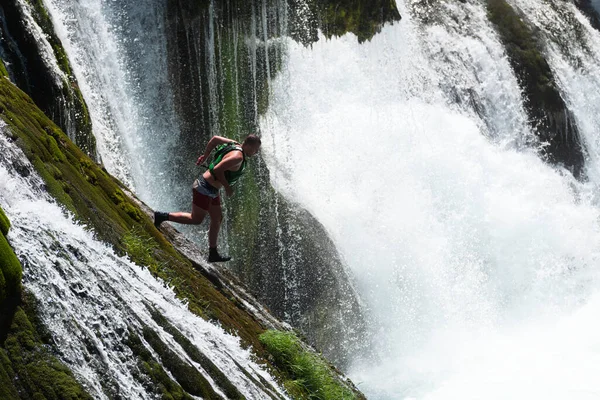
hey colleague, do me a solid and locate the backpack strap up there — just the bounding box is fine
[209,142,244,175]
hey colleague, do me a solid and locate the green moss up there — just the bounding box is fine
[0,59,8,78]
[318,0,401,43]
[125,331,195,400]
[0,299,93,399]
[142,326,220,399]
[123,228,166,274]
[0,232,22,304]
[0,206,10,236]
[260,330,358,400]
[46,135,66,162]
[149,307,244,400]
[229,166,262,267]
[27,0,69,77]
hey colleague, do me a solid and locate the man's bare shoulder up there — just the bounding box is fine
[223,150,244,161]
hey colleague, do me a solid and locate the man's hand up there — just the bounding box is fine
[225,186,234,197]
[196,155,207,165]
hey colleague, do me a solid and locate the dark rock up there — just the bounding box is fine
[487,0,587,178]
[0,1,96,158]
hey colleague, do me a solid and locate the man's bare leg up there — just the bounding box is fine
[207,203,230,262]
[160,204,207,225]
[207,203,223,248]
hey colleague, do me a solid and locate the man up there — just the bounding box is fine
[154,134,261,262]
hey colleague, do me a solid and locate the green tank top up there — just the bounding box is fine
[208,142,246,186]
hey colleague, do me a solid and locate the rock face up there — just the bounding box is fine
[487,0,587,178]
[0,0,95,158]
[163,0,401,366]
[288,0,401,44]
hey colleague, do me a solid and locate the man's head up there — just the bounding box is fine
[242,134,261,157]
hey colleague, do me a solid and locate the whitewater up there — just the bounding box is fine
[261,0,600,399]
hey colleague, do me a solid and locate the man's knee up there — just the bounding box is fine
[209,210,223,225]
[191,207,208,224]
[191,215,205,224]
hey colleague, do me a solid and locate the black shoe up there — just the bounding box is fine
[208,247,231,262]
[154,211,169,228]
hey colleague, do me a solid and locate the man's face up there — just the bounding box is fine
[245,143,261,157]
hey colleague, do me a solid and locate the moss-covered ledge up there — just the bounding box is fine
[314,0,401,43]
[0,59,8,78]
[0,207,21,321]
[0,75,267,350]
[0,77,365,398]
[487,0,586,177]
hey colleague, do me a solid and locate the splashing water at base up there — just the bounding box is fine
[260,8,600,400]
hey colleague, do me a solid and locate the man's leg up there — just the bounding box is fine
[207,201,223,248]
[168,203,207,224]
[207,199,230,262]
[155,190,209,226]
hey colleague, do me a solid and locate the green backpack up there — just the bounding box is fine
[208,142,246,185]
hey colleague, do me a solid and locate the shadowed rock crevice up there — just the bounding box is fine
[487,0,587,178]
[0,0,95,158]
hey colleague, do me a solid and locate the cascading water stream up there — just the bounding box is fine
[0,126,286,399]
[260,0,600,398]
[505,0,600,186]
[40,0,179,201]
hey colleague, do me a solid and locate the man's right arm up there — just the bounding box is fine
[196,136,231,165]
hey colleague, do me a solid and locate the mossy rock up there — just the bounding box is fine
[260,330,363,400]
[0,232,22,305]
[0,59,8,78]
[125,330,195,400]
[0,206,10,236]
[317,0,402,43]
[0,76,269,361]
[0,301,93,400]
[1,0,96,157]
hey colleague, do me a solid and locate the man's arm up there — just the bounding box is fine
[211,152,243,196]
[196,136,233,165]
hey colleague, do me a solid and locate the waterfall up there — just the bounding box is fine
[0,125,286,399]
[506,0,600,185]
[260,0,600,398]
[27,0,600,396]
[40,0,179,201]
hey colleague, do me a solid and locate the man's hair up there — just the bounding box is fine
[243,134,261,146]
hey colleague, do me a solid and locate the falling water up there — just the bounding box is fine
[506,0,600,186]
[41,0,179,200]
[261,0,600,398]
